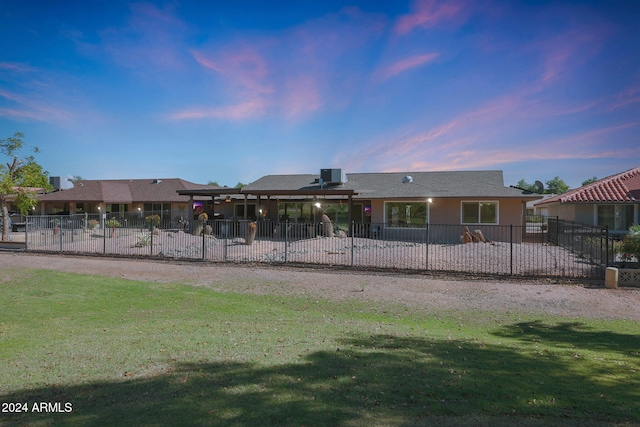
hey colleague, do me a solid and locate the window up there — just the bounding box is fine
[462,202,498,224]
[144,203,169,219]
[385,202,428,227]
[597,205,634,231]
[276,203,315,222]
[106,204,128,215]
[235,204,256,220]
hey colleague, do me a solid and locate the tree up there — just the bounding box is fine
[1,132,52,241]
[545,176,569,194]
[68,175,83,183]
[581,176,598,186]
[207,180,220,186]
[234,182,246,189]
[516,179,536,193]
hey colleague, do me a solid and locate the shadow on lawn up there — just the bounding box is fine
[2,327,638,427]
[492,320,640,357]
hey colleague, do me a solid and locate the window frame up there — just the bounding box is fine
[383,200,429,228]
[460,201,499,225]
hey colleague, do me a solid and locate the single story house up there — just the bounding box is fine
[180,169,541,242]
[37,178,220,227]
[534,166,640,235]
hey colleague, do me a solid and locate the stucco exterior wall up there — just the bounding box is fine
[545,204,576,221]
[574,204,594,225]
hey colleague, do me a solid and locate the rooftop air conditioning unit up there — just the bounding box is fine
[320,168,347,185]
[49,176,62,190]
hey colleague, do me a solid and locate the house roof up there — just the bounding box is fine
[243,170,539,200]
[39,178,219,203]
[536,166,640,206]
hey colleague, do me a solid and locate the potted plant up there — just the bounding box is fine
[105,218,121,238]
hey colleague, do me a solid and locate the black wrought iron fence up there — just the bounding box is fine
[22,215,613,279]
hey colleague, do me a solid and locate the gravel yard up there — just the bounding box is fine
[23,228,600,277]
[1,251,638,321]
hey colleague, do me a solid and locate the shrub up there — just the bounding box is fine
[145,214,161,230]
[619,224,640,263]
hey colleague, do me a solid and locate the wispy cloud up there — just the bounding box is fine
[395,0,467,35]
[373,53,440,82]
[171,6,386,122]
[0,62,36,73]
[97,3,192,75]
[192,47,274,95]
[608,82,640,111]
[0,88,75,122]
[168,98,268,121]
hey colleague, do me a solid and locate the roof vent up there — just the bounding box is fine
[152,179,162,184]
[402,175,413,183]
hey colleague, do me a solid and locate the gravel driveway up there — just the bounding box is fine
[1,251,638,321]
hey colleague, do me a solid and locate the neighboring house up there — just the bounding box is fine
[534,166,640,235]
[38,178,219,225]
[182,169,540,242]
[526,194,556,217]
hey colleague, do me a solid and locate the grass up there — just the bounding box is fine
[0,268,638,426]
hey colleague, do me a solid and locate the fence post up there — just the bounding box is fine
[103,220,106,254]
[59,218,63,252]
[24,217,28,250]
[351,221,354,267]
[224,220,228,262]
[425,223,429,271]
[510,224,513,276]
[150,224,153,256]
[604,225,609,267]
[202,220,206,260]
[284,220,289,264]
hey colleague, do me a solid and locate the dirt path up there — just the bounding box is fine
[1,251,639,320]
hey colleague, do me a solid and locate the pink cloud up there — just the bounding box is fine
[192,47,273,94]
[0,89,74,122]
[530,25,609,88]
[608,83,640,111]
[373,53,440,82]
[169,98,268,121]
[395,0,467,35]
[180,6,386,122]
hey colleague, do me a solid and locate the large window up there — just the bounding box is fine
[462,201,498,224]
[597,205,634,231]
[235,204,257,220]
[385,202,428,227]
[144,203,170,219]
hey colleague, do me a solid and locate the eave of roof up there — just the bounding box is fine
[536,166,640,206]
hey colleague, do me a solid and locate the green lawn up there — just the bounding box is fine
[0,268,638,426]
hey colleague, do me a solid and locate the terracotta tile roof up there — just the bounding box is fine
[39,178,219,203]
[536,166,640,205]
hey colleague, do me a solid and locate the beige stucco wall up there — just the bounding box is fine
[545,203,576,221]
[371,197,526,226]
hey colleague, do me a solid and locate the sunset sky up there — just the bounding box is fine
[1,0,638,189]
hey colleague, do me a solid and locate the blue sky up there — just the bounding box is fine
[1,0,638,189]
